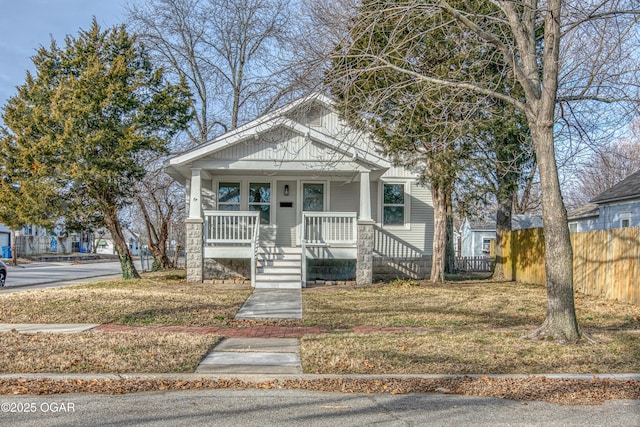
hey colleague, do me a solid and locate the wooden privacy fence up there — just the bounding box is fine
[500,227,640,305]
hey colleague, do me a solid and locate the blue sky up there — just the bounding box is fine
[0,0,131,108]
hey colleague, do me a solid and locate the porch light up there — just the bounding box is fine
[284,185,289,196]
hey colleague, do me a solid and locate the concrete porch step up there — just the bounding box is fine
[258,259,301,268]
[254,282,301,289]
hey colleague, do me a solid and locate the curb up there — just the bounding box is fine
[1,373,639,382]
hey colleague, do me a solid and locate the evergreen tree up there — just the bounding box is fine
[0,19,191,278]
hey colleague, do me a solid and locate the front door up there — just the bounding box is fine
[275,181,296,246]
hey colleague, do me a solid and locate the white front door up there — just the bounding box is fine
[275,181,296,246]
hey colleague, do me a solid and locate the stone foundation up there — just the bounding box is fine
[203,258,250,280]
[306,259,356,281]
[186,219,203,283]
[356,221,374,285]
[373,255,433,281]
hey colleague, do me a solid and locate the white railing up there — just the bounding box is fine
[204,210,260,286]
[204,210,260,244]
[301,212,357,288]
[301,212,357,246]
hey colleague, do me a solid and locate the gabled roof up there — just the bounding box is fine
[463,214,543,232]
[590,170,640,204]
[568,203,599,220]
[167,93,391,172]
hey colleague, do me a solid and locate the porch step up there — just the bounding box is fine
[255,247,302,289]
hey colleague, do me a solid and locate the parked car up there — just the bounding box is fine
[0,259,5,287]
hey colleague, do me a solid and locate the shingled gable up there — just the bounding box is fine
[166,93,390,182]
[590,170,640,204]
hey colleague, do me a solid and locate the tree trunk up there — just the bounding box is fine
[137,196,172,270]
[445,190,455,274]
[529,121,580,342]
[104,208,140,279]
[492,191,513,280]
[522,0,580,342]
[430,182,447,282]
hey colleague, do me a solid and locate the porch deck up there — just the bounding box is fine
[203,211,358,287]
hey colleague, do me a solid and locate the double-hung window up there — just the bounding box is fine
[218,182,240,211]
[382,183,406,226]
[249,183,271,224]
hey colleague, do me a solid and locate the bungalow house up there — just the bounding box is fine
[568,169,640,232]
[460,215,543,257]
[94,228,141,256]
[166,94,435,287]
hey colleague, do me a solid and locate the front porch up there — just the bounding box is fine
[186,184,374,288]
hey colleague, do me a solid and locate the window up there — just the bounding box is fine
[218,182,240,211]
[383,183,405,225]
[249,183,271,224]
[569,222,578,233]
[482,238,491,254]
[620,212,631,228]
[303,183,324,211]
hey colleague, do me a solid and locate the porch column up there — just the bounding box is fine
[359,171,372,221]
[186,168,203,283]
[188,168,202,219]
[357,170,374,285]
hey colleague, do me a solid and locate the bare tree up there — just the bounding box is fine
[328,0,640,341]
[128,0,298,143]
[135,168,185,270]
[571,138,640,205]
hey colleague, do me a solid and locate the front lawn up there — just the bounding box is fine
[0,272,250,326]
[300,280,640,374]
[0,274,638,375]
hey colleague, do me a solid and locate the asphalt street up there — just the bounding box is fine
[2,260,145,291]
[0,389,637,427]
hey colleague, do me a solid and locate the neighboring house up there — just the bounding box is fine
[166,94,435,287]
[460,215,543,257]
[0,222,92,257]
[0,224,10,249]
[569,170,640,232]
[95,229,140,256]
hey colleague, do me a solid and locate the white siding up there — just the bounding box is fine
[329,182,359,213]
[376,181,433,256]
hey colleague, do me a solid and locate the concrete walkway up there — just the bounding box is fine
[235,289,302,319]
[0,323,99,333]
[197,288,303,374]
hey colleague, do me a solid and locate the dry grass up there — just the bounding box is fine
[300,280,640,374]
[0,272,250,326]
[0,331,219,373]
[1,275,639,376]
[302,281,640,330]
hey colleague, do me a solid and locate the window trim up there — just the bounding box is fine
[378,180,411,229]
[482,238,492,254]
[620,212,631,228]
[568,222,578,233]
[217,181,241,211]
[215,179,274,225]
[248,182,272,224]
[300,181,328,212]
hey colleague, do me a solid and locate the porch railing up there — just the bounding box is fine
[301,212,358,246]
[203,210,260,286]
[301,212,357,287]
